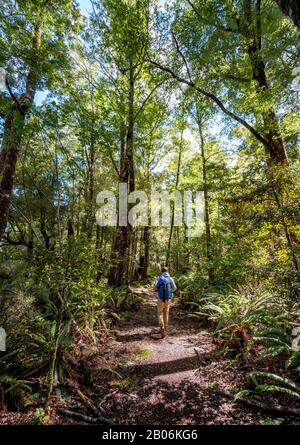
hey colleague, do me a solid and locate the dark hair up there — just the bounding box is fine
[162,266,168,273]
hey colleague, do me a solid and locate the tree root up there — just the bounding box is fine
[65,381,115,425]
[99,389,118,412]
[58,404,115,425]
[57,408,104,424]
[217,388,300,417]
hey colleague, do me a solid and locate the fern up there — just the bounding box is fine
[255,345,289,361]
[250,371,300,391]
[286,350,300,370]
[0,375,31,395]
[254,324,300,370]
[0,375,32,408]
[254,384,300,399]
[249,370,300,401]
[190,287,283,351]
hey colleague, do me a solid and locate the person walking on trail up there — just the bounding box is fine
[152,267,177,339]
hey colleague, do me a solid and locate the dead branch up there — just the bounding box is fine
[67,382,115,425]
[57,408,102,424]
[98,389,118,412]
[217,387,300,417]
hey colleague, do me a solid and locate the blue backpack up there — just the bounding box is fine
[157,275,172,302]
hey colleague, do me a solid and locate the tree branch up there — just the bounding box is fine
[171,31,192,82]
[107,149,120,179]
[149,60,270,150]
[0,91,9,119]
[2,233,28,247]
[221,74,251,83]
[134,79,166,120]
[58,408,104,424]
[19,21,43,111]
[5,76,22,112]
[217,387,300,417]
[186,0,239,32]
[0,193,44,245]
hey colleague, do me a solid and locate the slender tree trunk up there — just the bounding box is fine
[67,218,74,238]
[166,130,183,267]
[83,142,95,239]
[128,227,139,281]
[127,66,135,195]
[40,206,51,249]
[175,227,180,272]
[270,176,299,273]
[96,225,102,250]
[196,108,214,282]
[84,75,96,240]
[141,225,150,279]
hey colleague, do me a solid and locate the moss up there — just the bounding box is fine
[135,347,154,359]
[110,377,137,389]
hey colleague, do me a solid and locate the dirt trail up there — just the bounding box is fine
[90,288,267,425]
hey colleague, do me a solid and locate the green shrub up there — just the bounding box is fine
[190,286,285,351]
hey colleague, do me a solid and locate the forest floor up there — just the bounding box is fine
[62,287,270,425]
[0,286,278,425]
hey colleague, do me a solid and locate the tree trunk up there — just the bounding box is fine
[243,1,298,271]
[196,108,214,282]
[128,227,138,281]
[108,65,135,286]
[40,205,51,249]
[166,130,183,267]
[274,0,300,30]
[83,141,95,239]
[271,178,299,273]
[0,21,42,240]
[84,75,96,240]
[244,0,288,164]
[0,111,25,239]
[141,225,150,279]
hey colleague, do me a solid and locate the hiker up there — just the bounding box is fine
[152,267,177,338]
